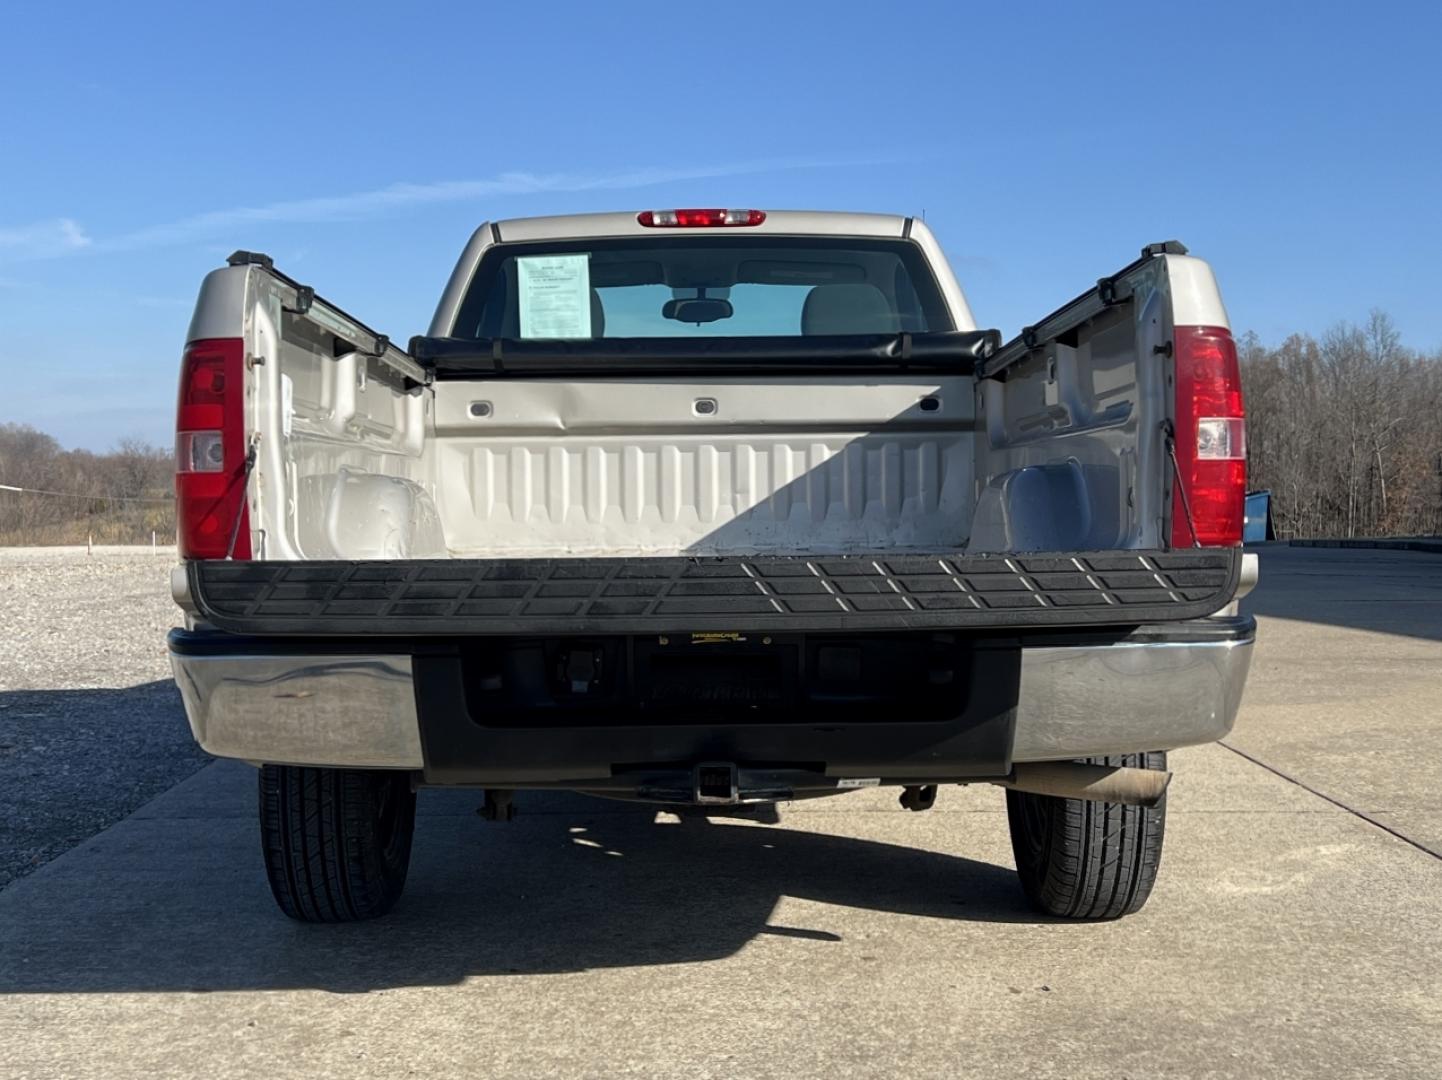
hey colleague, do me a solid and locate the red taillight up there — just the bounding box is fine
[1170,325,1246,547]
[175,337,249,559]
[637,209,766,227]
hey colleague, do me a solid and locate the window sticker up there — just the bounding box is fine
[517,253,592,338]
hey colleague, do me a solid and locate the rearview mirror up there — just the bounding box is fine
[662,298,733,324]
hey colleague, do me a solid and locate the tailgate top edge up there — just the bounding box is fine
[185,549,1241,637]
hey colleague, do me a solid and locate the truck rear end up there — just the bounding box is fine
[168,210,1254,922]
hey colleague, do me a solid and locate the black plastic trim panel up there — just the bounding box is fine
[188,549,1241,637]
[166,615,1256,657]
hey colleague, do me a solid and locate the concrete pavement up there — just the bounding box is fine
[1234,545,1442,856]
[1,545,1440,1078]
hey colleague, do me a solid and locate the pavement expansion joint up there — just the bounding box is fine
[1220,740,1442,863]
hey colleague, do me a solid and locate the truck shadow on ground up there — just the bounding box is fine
[0,764,1046,994]
[0,681,209,890]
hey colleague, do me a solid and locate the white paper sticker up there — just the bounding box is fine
[836,777,881,789]
[517,253,592,338]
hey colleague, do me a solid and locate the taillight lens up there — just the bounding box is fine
[1170,325,1246,547]
[175,338,249,558]
[176,431,226,473]
[637,209,766,227]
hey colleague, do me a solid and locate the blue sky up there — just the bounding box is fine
[3,0,1439,450]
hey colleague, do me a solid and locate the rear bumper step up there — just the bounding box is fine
[185,548,1242,636]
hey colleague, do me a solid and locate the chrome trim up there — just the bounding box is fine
[169,652,422,769]
[1011,635,1253,762]
[170,564,194,612]
[1238,551,1260,598]
[1206,550,1258,618]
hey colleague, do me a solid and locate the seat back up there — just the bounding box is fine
[801,284,899,335]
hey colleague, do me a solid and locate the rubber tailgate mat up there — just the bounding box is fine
[188,549,1241,636]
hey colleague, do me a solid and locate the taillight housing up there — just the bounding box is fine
[175,337,250,558]
[1170,325,1246,547]
[637,209,766,227]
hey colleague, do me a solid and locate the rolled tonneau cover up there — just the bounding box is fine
[187,548,1241,636]
[409,330,1001,378]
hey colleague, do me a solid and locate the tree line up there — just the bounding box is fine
[2,309,1440,545]
[1241,310,1442,539]
[0,424,175,545]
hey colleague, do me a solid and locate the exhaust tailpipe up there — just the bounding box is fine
[998,762,1171,807]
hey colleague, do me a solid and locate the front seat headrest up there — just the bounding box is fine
[801,283,899,335]
[590,289,605,338]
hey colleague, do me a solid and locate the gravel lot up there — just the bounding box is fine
[0,546,209,889]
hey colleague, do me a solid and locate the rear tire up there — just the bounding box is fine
[1005,751,1167,919]
[259,765,416,923]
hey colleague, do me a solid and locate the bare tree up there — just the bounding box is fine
[0,425,176,544]
[1242,311,1442,539]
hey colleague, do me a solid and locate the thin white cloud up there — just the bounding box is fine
[0,218,91,259]
[0,158,852,264]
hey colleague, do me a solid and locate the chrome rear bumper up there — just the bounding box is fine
[172,653,425,769]
[1009,629,1251,761]
[170,619,1252,774]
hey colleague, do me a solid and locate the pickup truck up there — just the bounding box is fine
[167,209,1256,923]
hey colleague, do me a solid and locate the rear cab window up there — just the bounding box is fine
[450,237,954,340]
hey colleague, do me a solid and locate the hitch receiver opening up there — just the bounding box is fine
[694,763,740,805]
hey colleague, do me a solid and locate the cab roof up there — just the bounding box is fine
[489,210,916,244]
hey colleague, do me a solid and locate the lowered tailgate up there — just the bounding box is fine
[185,548,1240,636]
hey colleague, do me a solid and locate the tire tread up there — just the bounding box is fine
[259,765,415,923]
[1006,751,1167,920]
